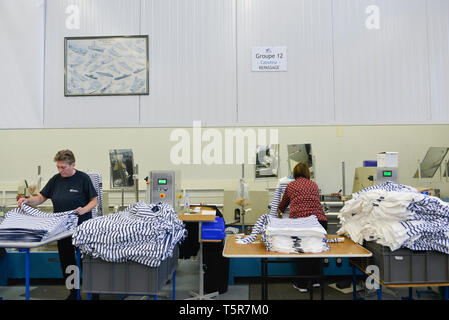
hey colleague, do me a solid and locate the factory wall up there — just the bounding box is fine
[0,124,448,202]
[1,0,449,204]
[2,0,449,129]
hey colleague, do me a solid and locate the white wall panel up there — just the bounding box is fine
[427,0,449,123]
[43,0,141,128]
[236,0,335,125]
[333,0,430,124]
[139,0,237,127]
[0,0,44,129]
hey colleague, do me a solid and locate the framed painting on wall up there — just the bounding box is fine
[64,35,149,96]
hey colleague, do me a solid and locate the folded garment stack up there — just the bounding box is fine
[72,201,187,267]
[0,204,79,242]
[337,181,449,253]
[237,214,330,253]
[265,216,329,253]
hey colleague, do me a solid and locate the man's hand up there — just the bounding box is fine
[277,210,283,218]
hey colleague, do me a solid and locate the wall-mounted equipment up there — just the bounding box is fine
[414,147,449,179]
[287,144,314,178]
[255,144,279,178]
[109,149,135,189]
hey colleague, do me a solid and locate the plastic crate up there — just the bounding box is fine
[201,217,225,240]
[362,241,449,284]
[363,160,377,167]
[82,245,178,295]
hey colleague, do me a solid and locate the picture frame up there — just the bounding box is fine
[64,35,149,96]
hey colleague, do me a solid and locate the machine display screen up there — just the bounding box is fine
[383,171,392,177]
[158,179,167,185]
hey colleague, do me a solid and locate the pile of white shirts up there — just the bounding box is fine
[0,204,78,242]
[265,216,329,253]
[337,181,449,253]
[237,214,330,253]
[72,202,186,267]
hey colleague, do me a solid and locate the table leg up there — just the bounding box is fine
[261,258,267,300]
[25,249,30,300]
[76,248,81,300]
[172,271,176,300]
[320,259,325,300]
[352,265,357,300]
[186,221,219,300]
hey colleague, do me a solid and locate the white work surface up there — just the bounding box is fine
[0,230,74,249]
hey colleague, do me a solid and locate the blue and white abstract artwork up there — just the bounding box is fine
[64,36,149,96]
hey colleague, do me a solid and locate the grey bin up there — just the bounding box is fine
[82,245,179,295]
[361,241,449,284]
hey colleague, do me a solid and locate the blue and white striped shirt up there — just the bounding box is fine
[269,176,294,216]
[0,204,78,242]
[72,202,187,267]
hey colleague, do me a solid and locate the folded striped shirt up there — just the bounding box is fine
[237,214,331,253]
[72,202,187,267]
[0,204,79,243]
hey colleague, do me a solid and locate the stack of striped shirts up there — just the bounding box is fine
[0,204,78,242]
[72,202,186,267]
[237,214,330,253]
[337,181,449,253]
[87,171,104,218]
[269,176,294,216]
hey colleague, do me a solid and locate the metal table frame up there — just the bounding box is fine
[0,230,75,300]
[223,235,372,300]
[179,207,220,300]
[260,257,326,300]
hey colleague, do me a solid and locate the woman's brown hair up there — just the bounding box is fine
[293,162,311,180]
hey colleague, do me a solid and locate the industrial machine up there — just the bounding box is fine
[353,167,398,193]
[376,167,398,185]
[146,170,181,211]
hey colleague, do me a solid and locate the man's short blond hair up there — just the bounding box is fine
[54,150,75,164]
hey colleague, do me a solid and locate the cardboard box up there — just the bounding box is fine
[377,152,398,168]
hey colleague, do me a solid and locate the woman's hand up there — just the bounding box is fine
[74,207,87,215]
[17,196,28,207]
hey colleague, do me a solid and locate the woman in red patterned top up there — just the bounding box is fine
[277,162,327,293]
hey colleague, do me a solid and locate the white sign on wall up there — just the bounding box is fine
[252,46,287,72]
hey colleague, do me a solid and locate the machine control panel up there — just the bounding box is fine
[376,168,398,185]
[148,171,179,210]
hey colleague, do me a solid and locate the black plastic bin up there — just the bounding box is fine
[203,240,229,294]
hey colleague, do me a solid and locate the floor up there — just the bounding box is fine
[0,258,444,300]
